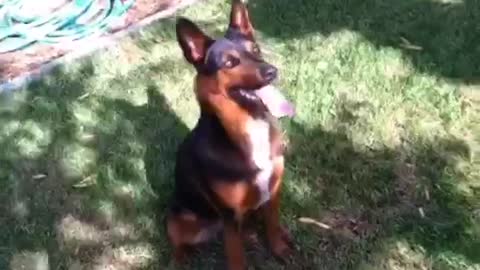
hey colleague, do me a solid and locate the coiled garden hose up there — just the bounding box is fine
[0,0,134,53]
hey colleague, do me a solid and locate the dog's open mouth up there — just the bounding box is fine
[236,88,260,102]
[235,85,295,118]
[255,85,295,118]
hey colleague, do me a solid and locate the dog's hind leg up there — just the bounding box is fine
[167,210,221,264]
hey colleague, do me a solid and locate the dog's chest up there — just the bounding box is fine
[245,118,274,208]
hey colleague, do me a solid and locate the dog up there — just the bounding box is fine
[166,1,296,269]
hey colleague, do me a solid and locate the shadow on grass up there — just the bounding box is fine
[0,61,95,269]
[279,120,478,269]
[0,56,190,269]
[250,0,480,83]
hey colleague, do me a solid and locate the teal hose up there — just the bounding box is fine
[0,0,134,53]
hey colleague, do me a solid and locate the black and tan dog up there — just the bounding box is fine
[166,1,295,269]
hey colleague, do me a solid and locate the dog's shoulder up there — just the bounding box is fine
[180,113,258,182]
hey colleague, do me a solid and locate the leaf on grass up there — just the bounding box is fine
[399,37,423,51]
[73,175,97,188]
[418,207,425,218]
[77,93,90,100]
[32,173,47,180]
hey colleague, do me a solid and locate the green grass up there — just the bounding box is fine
[1,0,479,269]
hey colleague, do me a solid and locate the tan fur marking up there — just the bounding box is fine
[212,180,261,219]
[167,212,220,247]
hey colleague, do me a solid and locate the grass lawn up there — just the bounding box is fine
[1,0,479,269]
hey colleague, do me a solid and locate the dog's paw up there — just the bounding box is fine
[269,226,294,259]
[242,229,261,248]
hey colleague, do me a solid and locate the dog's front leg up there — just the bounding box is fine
[224,218,246,270]
[263,157,293,259]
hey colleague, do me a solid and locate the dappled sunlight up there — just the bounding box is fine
[71,102,101,130]
[384,241,430,270]
[11,200,29,220]
[282,171,315,212]
[251,0,480,82]
[0,120,52,159]
[0,89,27,113]
[61,143,97,180]
[56,213,157,270]
[95,200,118,227]
[58,214,140,248]
[379,49,413,80]
[280,117,479,268]
[91,242,156,270]
[378,108,407,149]
[112,183,141,205]
[358,239,432,270]
[10,250,49,270]
[0,34,183,269]
[98,153,146,184]
[360,237,480,269]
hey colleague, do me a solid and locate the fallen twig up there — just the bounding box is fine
[298,217,331,230]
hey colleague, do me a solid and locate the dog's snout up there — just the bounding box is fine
[260,65,278,83]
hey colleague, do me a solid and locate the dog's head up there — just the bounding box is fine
[176,0,294,118]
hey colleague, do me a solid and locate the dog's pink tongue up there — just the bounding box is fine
[255,85,295,118]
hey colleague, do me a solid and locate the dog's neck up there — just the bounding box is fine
[195,76,287,169]
[206,88,286,208]
[212,92,264,158]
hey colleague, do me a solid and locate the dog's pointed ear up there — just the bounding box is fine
[229,0,254,40]
[176,17,213,67]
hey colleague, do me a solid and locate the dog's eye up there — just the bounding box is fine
[224,56,239,68]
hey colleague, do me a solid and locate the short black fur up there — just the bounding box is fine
[170,111,259,219]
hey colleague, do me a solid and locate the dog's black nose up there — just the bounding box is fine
[260,65,278,83]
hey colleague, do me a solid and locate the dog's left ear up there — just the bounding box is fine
[229,0,254,40]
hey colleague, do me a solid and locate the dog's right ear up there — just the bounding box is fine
[176,17,213,68]
[229,0,254,40]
